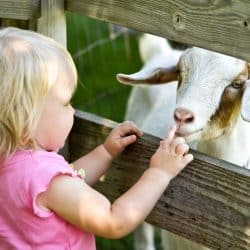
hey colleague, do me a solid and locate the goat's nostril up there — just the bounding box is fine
[174,108,194,124]
[186,116,194,123]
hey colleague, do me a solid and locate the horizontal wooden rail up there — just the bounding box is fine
[69,110,250,249]
[0,0,40,20]
[67,0,250,61]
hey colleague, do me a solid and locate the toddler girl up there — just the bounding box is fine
[0,27,193,249]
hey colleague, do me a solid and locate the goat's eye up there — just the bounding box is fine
[231,80,244,89]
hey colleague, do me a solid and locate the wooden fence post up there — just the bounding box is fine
[37,0,66,47]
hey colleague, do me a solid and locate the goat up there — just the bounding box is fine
[116,34,250,250]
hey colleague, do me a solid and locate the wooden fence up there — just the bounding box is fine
[0,1,249,249]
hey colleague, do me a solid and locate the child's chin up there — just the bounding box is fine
[54,148,60,152]
[46,146,60,152]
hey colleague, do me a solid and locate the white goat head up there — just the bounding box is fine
[117,47,250,142]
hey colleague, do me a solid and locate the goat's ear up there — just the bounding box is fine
[117,66,178,85]
[117,54,179,85]
[241,80,250,121]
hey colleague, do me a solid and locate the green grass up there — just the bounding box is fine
[96,234,135,250]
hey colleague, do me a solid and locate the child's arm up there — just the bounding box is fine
[38,126,193,239]
[72,121,142,186]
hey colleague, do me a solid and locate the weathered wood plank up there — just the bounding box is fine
[69,110,250,250]
[0,19,37,30]
[67,0,250,61]
[0,0,40,20]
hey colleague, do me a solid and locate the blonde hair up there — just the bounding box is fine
[0,27,77,161]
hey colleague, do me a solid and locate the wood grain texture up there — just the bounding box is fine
[0,0,40,20]
[69,110,250,249]
[0,19,37,30]
[67,0,250,61]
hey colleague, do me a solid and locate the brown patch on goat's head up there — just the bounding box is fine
[147,67,179,84]
[201,64,248,140]
[176,61,183,89]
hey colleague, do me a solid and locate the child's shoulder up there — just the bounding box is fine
[2,149,78,188]
[4,150,69,175]
[8,149,64,164]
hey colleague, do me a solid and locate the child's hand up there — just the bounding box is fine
[104,121,142,158]
[150,125,193,179]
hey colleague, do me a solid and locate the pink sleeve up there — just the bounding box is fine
[29,156,83,218]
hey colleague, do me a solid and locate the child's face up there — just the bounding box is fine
[34,77,75,152]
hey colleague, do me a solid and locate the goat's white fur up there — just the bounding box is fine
[117,34,250,250]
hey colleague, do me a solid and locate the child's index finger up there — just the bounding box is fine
[165,124,177,143]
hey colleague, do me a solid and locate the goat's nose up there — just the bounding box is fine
[174,108,194,124]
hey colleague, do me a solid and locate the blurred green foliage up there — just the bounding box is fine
[67,12,142,122]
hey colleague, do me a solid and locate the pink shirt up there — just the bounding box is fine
[0,150,95,250]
